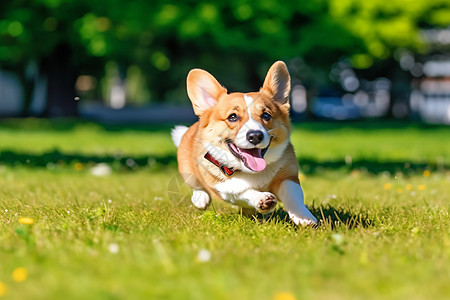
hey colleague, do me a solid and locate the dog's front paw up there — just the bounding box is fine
[256,193,277,214]
[288,212,318,226]
[191,190,211,210]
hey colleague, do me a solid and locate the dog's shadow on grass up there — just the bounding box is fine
[261,205,373,229]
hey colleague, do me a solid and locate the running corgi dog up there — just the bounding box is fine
[171,61,317,226]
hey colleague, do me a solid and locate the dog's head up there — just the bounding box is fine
[187,61,292,173]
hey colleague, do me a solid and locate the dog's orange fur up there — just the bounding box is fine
[173,61,317,225]
[178,62,297,198]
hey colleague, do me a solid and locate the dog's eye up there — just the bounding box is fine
[227,113,239,122]
[261,112,272,121]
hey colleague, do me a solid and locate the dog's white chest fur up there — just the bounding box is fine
[214,168,275,206]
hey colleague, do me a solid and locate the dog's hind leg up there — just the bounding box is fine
[236,190,278,214]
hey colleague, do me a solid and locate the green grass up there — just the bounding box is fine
[1,119,450,300]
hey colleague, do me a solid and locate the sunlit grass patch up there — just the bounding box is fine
[0,119,449,299]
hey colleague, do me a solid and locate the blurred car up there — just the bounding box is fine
[311,77,391,120]
[410,57,450,125]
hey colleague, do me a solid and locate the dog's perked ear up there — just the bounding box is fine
[186,69,227,116]
[262,61,291,107]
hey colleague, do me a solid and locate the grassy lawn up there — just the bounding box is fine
[0,119,449,300]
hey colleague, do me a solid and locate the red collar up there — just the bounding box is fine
[204,152,236,176]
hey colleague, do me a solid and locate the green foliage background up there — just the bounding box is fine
[1,0,449,102]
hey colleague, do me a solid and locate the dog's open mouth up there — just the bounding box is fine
[227,142,269,172]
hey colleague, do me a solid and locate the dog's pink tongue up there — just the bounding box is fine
[240,148,266,172]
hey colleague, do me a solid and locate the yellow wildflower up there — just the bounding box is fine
[405,184,413,191]
[350,169,361,178]
[18,217,35,225]
[298,173,306,182]
[12,268,27,282]
[74,163,83,171]
[359,251,369,265]
[0,281,7,296]
[418,184,426,191]
[423,170,431,177]
[273,292,297,300]
[383,183,392,190]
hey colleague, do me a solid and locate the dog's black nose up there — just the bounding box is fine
[247,130,264,145]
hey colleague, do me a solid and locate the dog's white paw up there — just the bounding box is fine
[288,212,318,226]
[191,190,211,210]
[255,192,277,214]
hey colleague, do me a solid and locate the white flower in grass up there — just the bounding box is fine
[332,233,344,245]
[108,243,119,254]
[196,249,211,263]
[90,163,112,176]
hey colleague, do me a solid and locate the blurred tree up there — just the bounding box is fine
[328,0,450,68]
[0,0,93,116]
[0,0,449,116]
